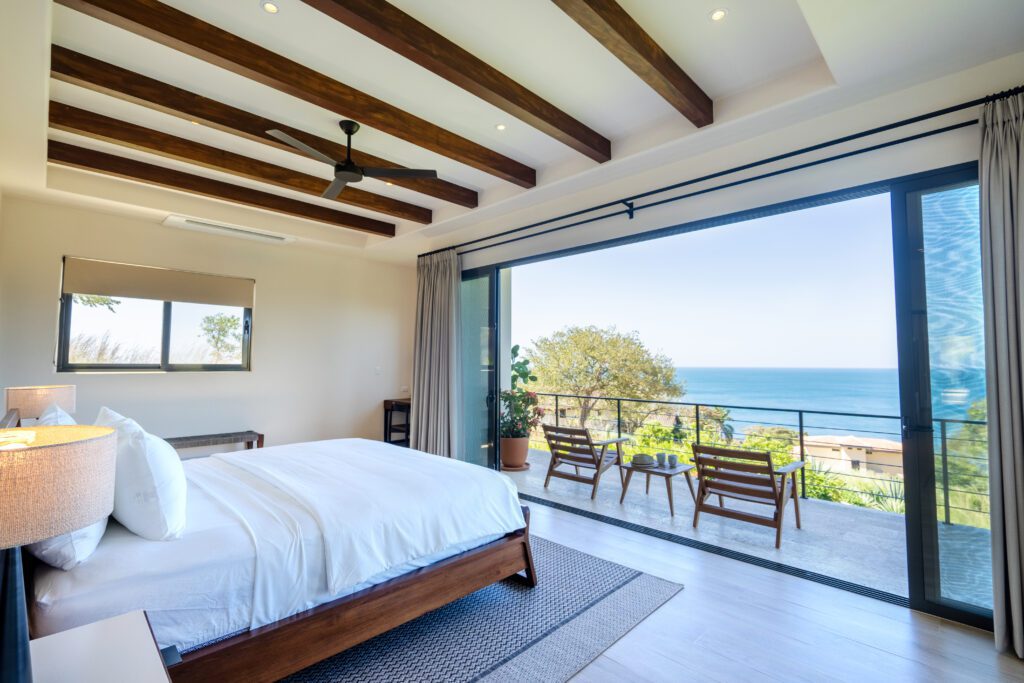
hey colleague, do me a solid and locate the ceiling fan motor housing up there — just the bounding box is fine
[334,163,363,183]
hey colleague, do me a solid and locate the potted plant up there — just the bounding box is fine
[499,345,544,471]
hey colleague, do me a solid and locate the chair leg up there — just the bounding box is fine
[775,496,787,549]
[591,464,603,500]
[683,471,697,503]
[544,456,557,489]
[693,486,704,528]
[791,475,802,528]
[645,473,651,495]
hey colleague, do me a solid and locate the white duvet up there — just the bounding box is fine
[32,439,525,651]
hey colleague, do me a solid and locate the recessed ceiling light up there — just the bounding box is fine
[190,120,199,125]
[495,123,507,131]
[386,181,394,186]
[709,8,727,21]
[261,1,279,14]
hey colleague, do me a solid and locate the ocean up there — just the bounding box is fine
[675,367,986,440]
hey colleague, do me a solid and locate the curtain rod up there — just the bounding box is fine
[420,83,1024,259]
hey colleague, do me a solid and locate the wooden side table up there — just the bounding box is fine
[619,461,696,517]
[383,398,411,446]
[30,610,170,682]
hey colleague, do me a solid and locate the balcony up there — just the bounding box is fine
[504,392,992,604]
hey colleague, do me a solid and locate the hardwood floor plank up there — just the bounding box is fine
[527,505,1023,682]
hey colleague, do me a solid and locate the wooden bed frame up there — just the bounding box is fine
[167,507,537,683]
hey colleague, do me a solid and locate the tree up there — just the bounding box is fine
[200,313,242,362]
[741,425,800,457]
[528,326,682,428]
[700,406,735,443]
[72,294,120,312]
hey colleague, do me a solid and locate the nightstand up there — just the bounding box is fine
[30,610,170,682]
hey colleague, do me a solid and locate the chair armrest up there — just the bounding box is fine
[775,461,805,475]
[593,437,629,446]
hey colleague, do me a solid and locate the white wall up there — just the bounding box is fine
[0,196,415,446]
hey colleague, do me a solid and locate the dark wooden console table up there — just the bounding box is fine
[165,431,264,451]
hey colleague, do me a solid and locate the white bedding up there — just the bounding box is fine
[32,439,525,651]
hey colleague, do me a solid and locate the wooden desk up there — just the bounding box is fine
[30,610,169,682]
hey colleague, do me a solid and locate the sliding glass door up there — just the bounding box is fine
[893,163,993,627]
[460,267,498,468]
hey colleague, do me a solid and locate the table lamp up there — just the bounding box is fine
[0,425,116,683]
[4,386,77,425]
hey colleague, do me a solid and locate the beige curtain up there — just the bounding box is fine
[981,92,1024,657]
[411,250,461,457]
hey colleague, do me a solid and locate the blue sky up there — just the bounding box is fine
[509,192,898,369]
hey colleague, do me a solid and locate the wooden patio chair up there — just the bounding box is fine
[691,444,804,548]
[542,424,627,500]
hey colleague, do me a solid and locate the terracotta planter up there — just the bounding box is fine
[500,436,530,471]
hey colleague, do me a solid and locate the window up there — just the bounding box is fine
[169,302,247,366]
[58,257,254,371]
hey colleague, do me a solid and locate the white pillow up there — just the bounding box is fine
[37,402,76,426]
[26,519,108,570]
[27,404,109,570]
[95,407,187,541]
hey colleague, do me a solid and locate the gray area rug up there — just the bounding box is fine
[285,536,682,682]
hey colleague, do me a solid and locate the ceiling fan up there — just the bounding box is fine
[267,120,438,199]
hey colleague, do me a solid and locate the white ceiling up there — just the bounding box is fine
[0,0,1021,262]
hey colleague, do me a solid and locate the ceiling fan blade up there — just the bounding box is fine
[362,167,438,179]
[267,129,337,166]
[321,177,348,199]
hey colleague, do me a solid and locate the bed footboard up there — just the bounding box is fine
[169,506,536,683]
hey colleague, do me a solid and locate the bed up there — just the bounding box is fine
[30,438,535,682]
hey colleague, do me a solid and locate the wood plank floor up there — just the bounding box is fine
[523,504,1024,682]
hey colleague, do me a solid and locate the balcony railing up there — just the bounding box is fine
[527,392,990,528]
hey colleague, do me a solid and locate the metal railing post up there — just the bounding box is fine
[616,399,622,439]
[940,419,950,524]
[799,410,807,499]
[554,395,559,427]
[695,404,701,446]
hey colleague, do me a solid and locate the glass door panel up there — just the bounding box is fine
[919,182,992,611]
[460,268,497,468]
[894,165,992,626]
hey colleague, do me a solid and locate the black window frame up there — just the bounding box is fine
[57,294,253,372]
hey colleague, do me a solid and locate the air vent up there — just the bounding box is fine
[162,215,295,244]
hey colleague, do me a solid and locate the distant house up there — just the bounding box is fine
[798,435,903,477]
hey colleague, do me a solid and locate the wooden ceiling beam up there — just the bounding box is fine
[48,140,396,237]
[50,102,432,224]
[551,0,712,127]
[54,0,536,188]
[50,47,479,209]
[302,0,611,163]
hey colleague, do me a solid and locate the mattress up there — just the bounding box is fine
[31,439,524,651]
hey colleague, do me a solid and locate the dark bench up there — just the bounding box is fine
[165,431,264,451]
